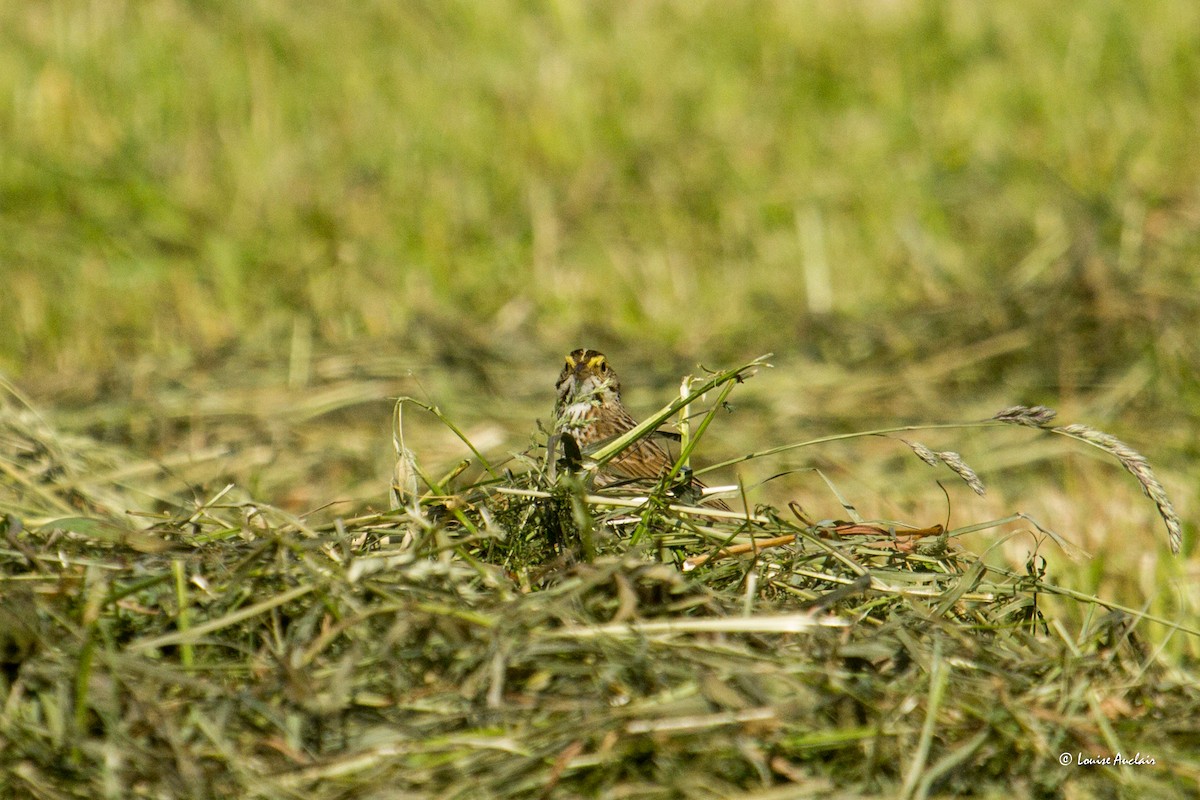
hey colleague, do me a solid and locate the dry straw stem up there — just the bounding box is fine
[547,614,848,638]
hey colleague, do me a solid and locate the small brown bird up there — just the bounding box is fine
[552,348,728,509]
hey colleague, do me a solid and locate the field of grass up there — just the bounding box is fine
[1,1,1198,797]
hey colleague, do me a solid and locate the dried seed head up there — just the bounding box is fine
[902,439,940,467]
[993,405,1058,428]
[936,450,987,497]
[1055,424,1182,554]
[391,446,419,509]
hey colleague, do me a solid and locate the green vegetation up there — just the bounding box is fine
[4,3,1199,394]
[1,1,1197,797]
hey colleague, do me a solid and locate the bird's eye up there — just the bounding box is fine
[599,362,608,372]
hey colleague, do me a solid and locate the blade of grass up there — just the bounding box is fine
[588,355,770,468]
[128,583,317,652]
[900,637,949,800]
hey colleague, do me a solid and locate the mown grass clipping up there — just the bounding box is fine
[1,362,1196,800]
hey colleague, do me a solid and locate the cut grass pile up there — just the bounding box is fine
[2,367,1196,799]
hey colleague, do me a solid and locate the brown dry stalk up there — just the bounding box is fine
[683,522,946,569]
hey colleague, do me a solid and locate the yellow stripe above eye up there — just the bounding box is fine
[587,355,606,368]
[565,353,577,368]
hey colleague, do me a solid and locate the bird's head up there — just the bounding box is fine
[556,348,621,408]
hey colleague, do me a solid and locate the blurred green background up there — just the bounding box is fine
[1,2,1195,568]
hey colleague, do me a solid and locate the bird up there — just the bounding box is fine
[551,348,729,509]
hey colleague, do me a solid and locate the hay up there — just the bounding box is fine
[1,382,1196,799]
